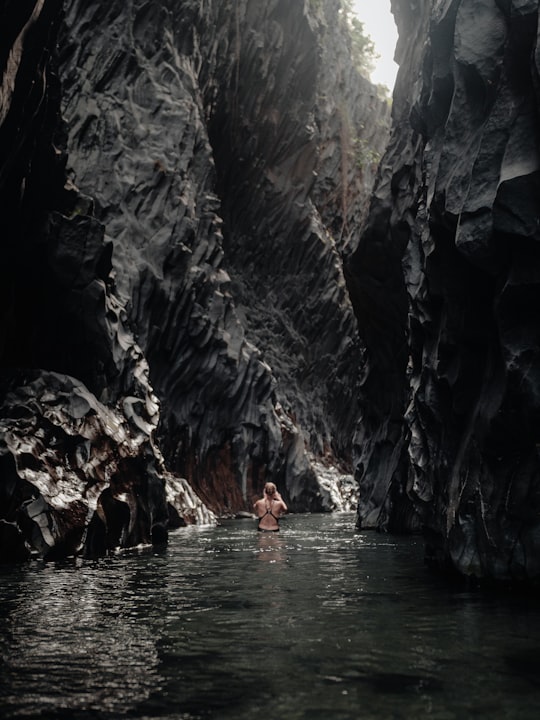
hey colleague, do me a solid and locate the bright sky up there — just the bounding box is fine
[352,0,399,90]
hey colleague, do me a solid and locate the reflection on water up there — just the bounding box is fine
[1,514,540,719]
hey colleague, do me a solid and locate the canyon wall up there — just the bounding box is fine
[352,0,540,583]
[0,0,214,561]
[0,0,387,560]
[58,0,388,514]
[3,0,539,585]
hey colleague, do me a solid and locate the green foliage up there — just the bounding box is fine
[349,16,377,76]
[339,1,378,78]
[353,135,381,169]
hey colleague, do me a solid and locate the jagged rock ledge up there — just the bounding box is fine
[0,371,215,562]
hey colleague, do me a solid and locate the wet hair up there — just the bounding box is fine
[264,482,277,495]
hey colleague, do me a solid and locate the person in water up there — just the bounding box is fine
[253,482,288,532]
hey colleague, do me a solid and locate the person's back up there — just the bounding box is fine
[254,482,287,532]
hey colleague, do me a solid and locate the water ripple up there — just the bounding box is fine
[1,514,540,719]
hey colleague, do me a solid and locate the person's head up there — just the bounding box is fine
[264,482,277,496]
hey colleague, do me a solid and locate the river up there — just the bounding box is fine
[1,513,540,719]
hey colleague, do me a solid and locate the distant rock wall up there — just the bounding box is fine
[59,0,389,514]
[0,0,388,560]
[351,0,540,583]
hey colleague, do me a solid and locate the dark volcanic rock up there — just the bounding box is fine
[0,0,214,561]
[58,0,389,514]
[0,371,214,560]
[351,0,540,583]
[0,0,388,560]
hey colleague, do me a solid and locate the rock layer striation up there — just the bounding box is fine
[351,0,540,583]
[0,0,388,560]
[59,0,388,514]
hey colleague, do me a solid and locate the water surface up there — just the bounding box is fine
[1,513,540,718]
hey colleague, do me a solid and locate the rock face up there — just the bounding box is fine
[351,0,540,582]
[3,0,538,585]
[0,371,214,562]
[0,0,387,560]
[0,0,216,561]
[58,0,388,514]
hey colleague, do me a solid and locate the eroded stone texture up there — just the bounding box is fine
[0,0,215,561]
[1,0,388,560]
[351,0,540,582]
[0,371,214,560]
[59,0,389,514]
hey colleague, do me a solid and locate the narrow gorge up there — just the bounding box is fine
[1,0,539,586]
